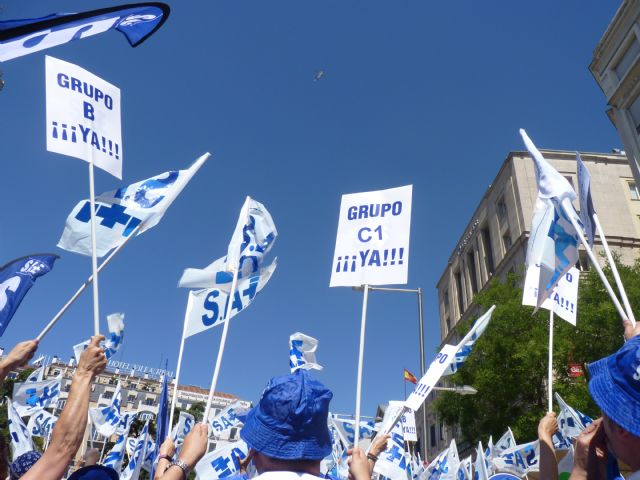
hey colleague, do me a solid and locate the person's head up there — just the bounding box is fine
[83,448,100,467]
[9,451,42,480]
[588,335,640,469]
[240,370,333,474]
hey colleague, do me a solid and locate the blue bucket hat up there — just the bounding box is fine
[240,370,333,460]
[588,335,640,437]
[68,465,119,480]
[9,451,41,480]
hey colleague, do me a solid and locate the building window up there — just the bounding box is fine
[496,196,508,225]
[502,231,512,251]
[439,422,444,440]
[578,250,590,272]
[629,181,640,200]
[629,95,640,134]
[128,395,136,403]
[563,175,574,188]
[614,36,640,81]
[144,398,154,406]
[430,425,436,447]
[481,227,494,275]
[454,271,465,315]
[442,290,450,321]
[108,377,117,385]
[229,428,238,439]
[103,391,114,400]
[467,250,478,295]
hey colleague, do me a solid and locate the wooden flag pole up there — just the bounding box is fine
[592,213,636,325]
[36,224,142,341]
[169,293,192,430]
[202,267,240,423]
[354,284,370,448]
[88,160,101,336]
[548,309,554,413]
[560,199,630,326]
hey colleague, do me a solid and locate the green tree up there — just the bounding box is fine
[435,259,638,445]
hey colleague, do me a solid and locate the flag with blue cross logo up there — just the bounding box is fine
[58,153,209,257]
[443,306,495,376]
[89,381,123,437]
[520,130,580,308]
[289,332,323,373]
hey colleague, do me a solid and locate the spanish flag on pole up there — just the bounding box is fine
[403,368,418,384]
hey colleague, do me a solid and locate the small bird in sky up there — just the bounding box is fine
[313,70,325,82]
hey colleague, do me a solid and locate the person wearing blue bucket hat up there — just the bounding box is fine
[570,323,640,480]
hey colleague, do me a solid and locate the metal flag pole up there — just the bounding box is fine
[354,284,370,448]
[88,160,100,336]
[592,213,636,324]
[202,267,240,423]
[417,287,427,460]
[548,309,554,413]
[169,293,192,429]
[560,199,630,326]
[36,224,142,341]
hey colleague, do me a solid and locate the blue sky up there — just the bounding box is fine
[0,1,623,417]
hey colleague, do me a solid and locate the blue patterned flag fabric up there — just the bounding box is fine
[0,254,58,336]
[0,3,170,62]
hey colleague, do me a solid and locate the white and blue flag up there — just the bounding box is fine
[26,365,45,383]
[26,409,58,439]
[103,430,129,473]
[576,153,596,248]
[178,196,278,290]
[473,442,490,480]
[330,415,376,449]
[12,376,61,417]
[443,306,495,376]
[0,4,169,62]
[494,428,516,454]
[170,411,195,443]
[194,440,249,480]
[492,440,539,476]
[290,332,323,373]
[0,254,58,336]
[6,397,34,458]
[520,129,580,308]
[89,381,122,437]
[73,313,125,362]
[121,421,149,480]
[208,401,248,437]
[373,419,408,480]
[554,393,592,446]
[58,153,210,258]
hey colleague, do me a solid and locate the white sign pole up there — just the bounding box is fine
[202,268,240,423]
[169,293,192,430]
[548,309,554,413]
[560,199,630,325]
[353,284,370,448]
[88,160,101,336]
[593,213,636,325]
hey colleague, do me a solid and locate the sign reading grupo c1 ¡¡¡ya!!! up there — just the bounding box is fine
[45,55,122,178]
[330,185,412,287]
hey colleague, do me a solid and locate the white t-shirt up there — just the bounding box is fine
[253,472,324,480]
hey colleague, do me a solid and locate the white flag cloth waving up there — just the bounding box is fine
[58,153,210,257]
[494,428,516,454]
[373,418,407,480]
[289,332,323,373]
[12,376,61,417]
[194,440,249,480]
[6,397,33,458]
[443,305,495,376]
[121,421,149,480]
[178,196,277,290]
[183,260,277,338]
[555,393,593,442]
[208,401,248,437]
[89,381,122,437]
[26,409,58,438]
[474,442,490,480]
[25,366,44,383]
[74,313,125,362]
[492,440,540,476]
[520,129,580,308]
[103,431,128,473]
[171,411,195,443]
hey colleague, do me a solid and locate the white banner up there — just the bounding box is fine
[184,260,276,338]
[194,440,249,480]
[45,56,122,178]
[12,377,61,417]
[26,408,58,438]
[405,344,458,412]
[523,266,579,325]
[330,185,412,287]
[208,401,247,437]
[7,397,34,458]
[492,440,539,476]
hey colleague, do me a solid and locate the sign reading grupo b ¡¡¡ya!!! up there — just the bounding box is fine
[46,55,122,179]
[330,185,412,287]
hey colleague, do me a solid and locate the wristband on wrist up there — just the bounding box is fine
[158,454,173,462]
[367,453,378,462]
[168,460,189,480]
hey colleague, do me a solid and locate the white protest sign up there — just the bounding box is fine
[405,344,458,412]
[46,55,123,179]
[330,185,412,287]
[522,266,579,325]
[387,401,417,442]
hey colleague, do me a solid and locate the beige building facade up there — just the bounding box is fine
[421,149,640,459]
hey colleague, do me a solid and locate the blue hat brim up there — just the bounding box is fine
[588,355,640,437]
[67,465,119,480]
[240,405,332,460]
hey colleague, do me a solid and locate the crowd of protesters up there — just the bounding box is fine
[0,320,638,480]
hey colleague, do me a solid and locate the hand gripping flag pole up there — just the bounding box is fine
[560,198,631,326]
